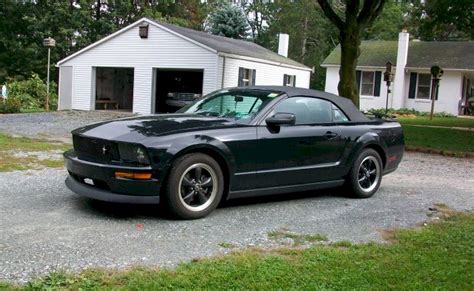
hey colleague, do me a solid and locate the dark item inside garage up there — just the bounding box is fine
[95,67,134,111]
[155,69,203,113]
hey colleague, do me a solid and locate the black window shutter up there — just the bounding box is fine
[283,74,287,86]
[238,67,244,86]
[251,69,256,85]
[408,72,417,99]
[356,70,361,91]
[293,75,296,87]
[374,71,382,97]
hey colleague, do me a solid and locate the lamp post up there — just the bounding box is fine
[429,65,443,120]
[384,61,393,114]
[43,37,56,111]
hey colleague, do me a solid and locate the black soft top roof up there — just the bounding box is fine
[227,86,370,122]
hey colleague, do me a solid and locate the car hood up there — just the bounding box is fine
[72,114,242,143]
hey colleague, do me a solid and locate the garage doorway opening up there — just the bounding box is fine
[155,69,203,113]
[95,67,134,111]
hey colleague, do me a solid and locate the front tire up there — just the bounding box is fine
[348,148,383,198]
[163,153,224,219]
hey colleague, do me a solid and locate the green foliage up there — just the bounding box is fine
[0,96,21,113]
[258,0,338,90]
[3,213,473,289]
[208,3,249,39]
[408,0,474,41]
[367,108,455,118]
[7,74,57,111]
[363,1,407,40]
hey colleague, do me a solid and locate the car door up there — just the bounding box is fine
[255,96,347,188]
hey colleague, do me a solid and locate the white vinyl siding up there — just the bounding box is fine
[222,57,310,89]
[60,22,218,114]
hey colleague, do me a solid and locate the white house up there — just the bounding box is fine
[57,17,311,114]
[322,31,474,116]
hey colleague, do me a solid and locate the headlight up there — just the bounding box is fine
[118,143,150,165]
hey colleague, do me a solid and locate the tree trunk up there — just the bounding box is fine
[338,24,361,108]
[300,15,308,62]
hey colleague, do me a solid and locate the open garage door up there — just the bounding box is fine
[95,67,134,111]
[155,69,203,113]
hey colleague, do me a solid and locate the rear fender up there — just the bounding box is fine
[346,132,388,170]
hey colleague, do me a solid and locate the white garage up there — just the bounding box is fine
[57,17,311,114]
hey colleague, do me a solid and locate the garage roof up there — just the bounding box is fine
[58,18,310,70]
[148,19,309,69]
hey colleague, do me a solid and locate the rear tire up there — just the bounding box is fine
[163,153,224,219]
[347,148,383,198]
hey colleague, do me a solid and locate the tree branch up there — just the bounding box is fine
[316,0,344,30]
[357,0,386,26]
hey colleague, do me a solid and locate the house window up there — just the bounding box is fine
[360,71,375,96]
[416,74,432,99]
[283,74,296,87]
[409,72,436,100]
[356,70,382,97]
[238,67,256,87]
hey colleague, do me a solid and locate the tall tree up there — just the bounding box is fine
[316,0,386,107]
[260,0,338,89]
[409,0,474,41]
[363,1,406,40]
[207,3,250,39]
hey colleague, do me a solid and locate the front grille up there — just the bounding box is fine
[73,134,120,163]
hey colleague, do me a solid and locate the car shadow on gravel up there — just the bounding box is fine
[221,186,350,208]
[72,187,350,220]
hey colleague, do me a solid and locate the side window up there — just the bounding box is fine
[332,104,349,122]
[271,97,334,125]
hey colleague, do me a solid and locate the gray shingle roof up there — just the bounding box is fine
[148,18,309,69]
[322,40,474,70]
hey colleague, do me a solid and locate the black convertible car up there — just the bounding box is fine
[64,86,404,219]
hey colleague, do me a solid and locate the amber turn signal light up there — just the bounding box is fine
[115,171,152,180]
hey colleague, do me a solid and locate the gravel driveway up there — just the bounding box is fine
[0,111,132,142]
[0,152,473,283]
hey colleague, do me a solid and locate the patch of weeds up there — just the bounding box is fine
[428,203,457,219]
[0,132,70,172]
[218,242,236,249]
[0,153,64,172]
[268,229,328,246]
[331,240,352,248]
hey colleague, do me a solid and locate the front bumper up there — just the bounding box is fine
[64,150,160,204]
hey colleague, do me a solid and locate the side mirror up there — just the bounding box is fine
[265,112,296,127]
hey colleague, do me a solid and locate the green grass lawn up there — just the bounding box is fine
[402,126,474,154]
[396,116,474,154]
[0,132,71,171]
[2,212,473,290]
[403,126,474,153]
[398,116,474,128]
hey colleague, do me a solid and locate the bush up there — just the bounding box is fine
[367,108,455,118]
[0,97,22,113]
[7,74,58,111]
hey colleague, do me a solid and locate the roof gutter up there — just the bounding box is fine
[219,53,312,72]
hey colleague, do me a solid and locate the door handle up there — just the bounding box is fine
[324,131,338,139]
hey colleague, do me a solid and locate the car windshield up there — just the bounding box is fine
[178,89,283,123]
